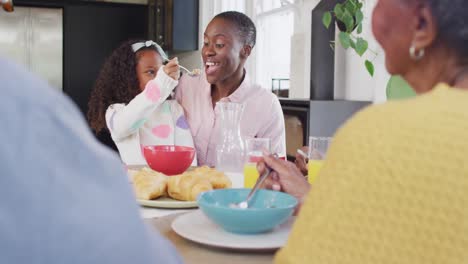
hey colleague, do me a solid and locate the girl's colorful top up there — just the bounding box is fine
[106,68,194,165]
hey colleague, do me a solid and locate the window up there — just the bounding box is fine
[213,0,245,14]
[255,0,295,96]
[200,0,295,96]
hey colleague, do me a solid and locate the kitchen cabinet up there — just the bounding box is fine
[148,0,199,52]
[63,2,147,151]
[63,2,148,116]
[0,6,63,90]
[12,0,148,150]
[10,0,198,150]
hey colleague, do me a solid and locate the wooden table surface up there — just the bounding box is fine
[146,213,276,264]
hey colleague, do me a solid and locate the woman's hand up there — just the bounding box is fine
[295,146,309,176]
[257,154,310,213]
[163,57,180,80]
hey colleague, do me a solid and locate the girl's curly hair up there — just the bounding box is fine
[87,39,158,133]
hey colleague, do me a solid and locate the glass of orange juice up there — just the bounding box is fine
[244,138,270,188]
[307,137,331,184]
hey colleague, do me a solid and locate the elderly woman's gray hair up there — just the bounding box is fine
[427,0,468,59]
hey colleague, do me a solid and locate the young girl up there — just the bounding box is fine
[88,39,194,165]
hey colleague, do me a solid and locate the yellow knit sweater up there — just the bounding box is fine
[275,83,468,264]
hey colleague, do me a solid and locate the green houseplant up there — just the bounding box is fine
[322,0,376,76]
[322,0,416,99]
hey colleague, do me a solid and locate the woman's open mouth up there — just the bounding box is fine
[205,61,221,75]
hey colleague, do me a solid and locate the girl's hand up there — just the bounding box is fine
[164,57,180,80]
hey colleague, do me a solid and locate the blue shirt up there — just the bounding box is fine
[0,57,182,264]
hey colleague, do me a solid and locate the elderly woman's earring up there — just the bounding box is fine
[409,45,425,60]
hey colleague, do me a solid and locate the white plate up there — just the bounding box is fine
[138,197,198,209]
[172,210,294,250]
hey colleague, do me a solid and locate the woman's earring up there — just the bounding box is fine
[409,45,425,61]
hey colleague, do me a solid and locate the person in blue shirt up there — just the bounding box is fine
[0,56,182,263]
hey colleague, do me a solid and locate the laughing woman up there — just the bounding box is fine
[175,11,286,166]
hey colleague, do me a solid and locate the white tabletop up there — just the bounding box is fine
[140,207,196,219]
[146,213,275,264]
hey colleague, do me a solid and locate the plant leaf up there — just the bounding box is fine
[355,9,364,25]
[338,32,351,49]
[355,37,368,56]
[386,75,416,100]
[322,11,332,29]
[357,23,363,34]
[365,60,374,76]
[344,0,357,14]
[349,37,356,49]
[334,3,344,20]
[342,10,354,33]
[357,1,363,9]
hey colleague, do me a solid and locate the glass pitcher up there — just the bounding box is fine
[215,102,245,173]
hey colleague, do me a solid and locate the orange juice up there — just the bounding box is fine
[244,163,259,188]
[307,160,323,184]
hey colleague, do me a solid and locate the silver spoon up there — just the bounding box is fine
[297,149,308,159]
[178,64,200,77]
[155,45,200,77]
[231,154,278,209]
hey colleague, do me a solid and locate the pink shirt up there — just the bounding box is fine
[175,72,286,166]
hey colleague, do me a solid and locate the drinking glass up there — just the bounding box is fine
[243,138,270,188]
[307,137,331,184]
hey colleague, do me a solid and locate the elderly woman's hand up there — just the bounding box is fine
[294,146,309,176]
[163,57,180,80]
[257,154,310,213]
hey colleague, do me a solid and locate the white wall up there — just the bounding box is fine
[174,0,389,103]
[290,0,388,102]
[335,0,388,103]
[288,0,317,99]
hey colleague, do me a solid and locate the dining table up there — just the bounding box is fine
[144,211,276,264]
[132,165,278,263]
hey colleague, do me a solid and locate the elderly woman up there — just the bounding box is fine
[259,0,468,263]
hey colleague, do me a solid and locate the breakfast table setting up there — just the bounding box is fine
[144,212,278,264]
[128,150,295,264]
[127,102,304,264]
[131,161,294,264]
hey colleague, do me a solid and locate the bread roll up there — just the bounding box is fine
[167,174,213,201]
[192,166,232,189]
[133,168,168,200]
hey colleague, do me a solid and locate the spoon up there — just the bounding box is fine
[296,149,308,159]
[155,44,200,77]
[231,154,278,209]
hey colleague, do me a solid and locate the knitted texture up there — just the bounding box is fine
[276,84,468,264]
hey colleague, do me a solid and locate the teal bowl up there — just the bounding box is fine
[197,188,297,234]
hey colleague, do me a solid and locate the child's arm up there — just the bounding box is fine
[105,67,178,141]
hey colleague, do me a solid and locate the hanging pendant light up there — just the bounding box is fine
[1,0,14,12]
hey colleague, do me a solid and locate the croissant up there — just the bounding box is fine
[133,168,168,200]
[167,173,213,201]
[191,166,232,189]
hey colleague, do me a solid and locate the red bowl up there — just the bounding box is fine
[142,145,195,175]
